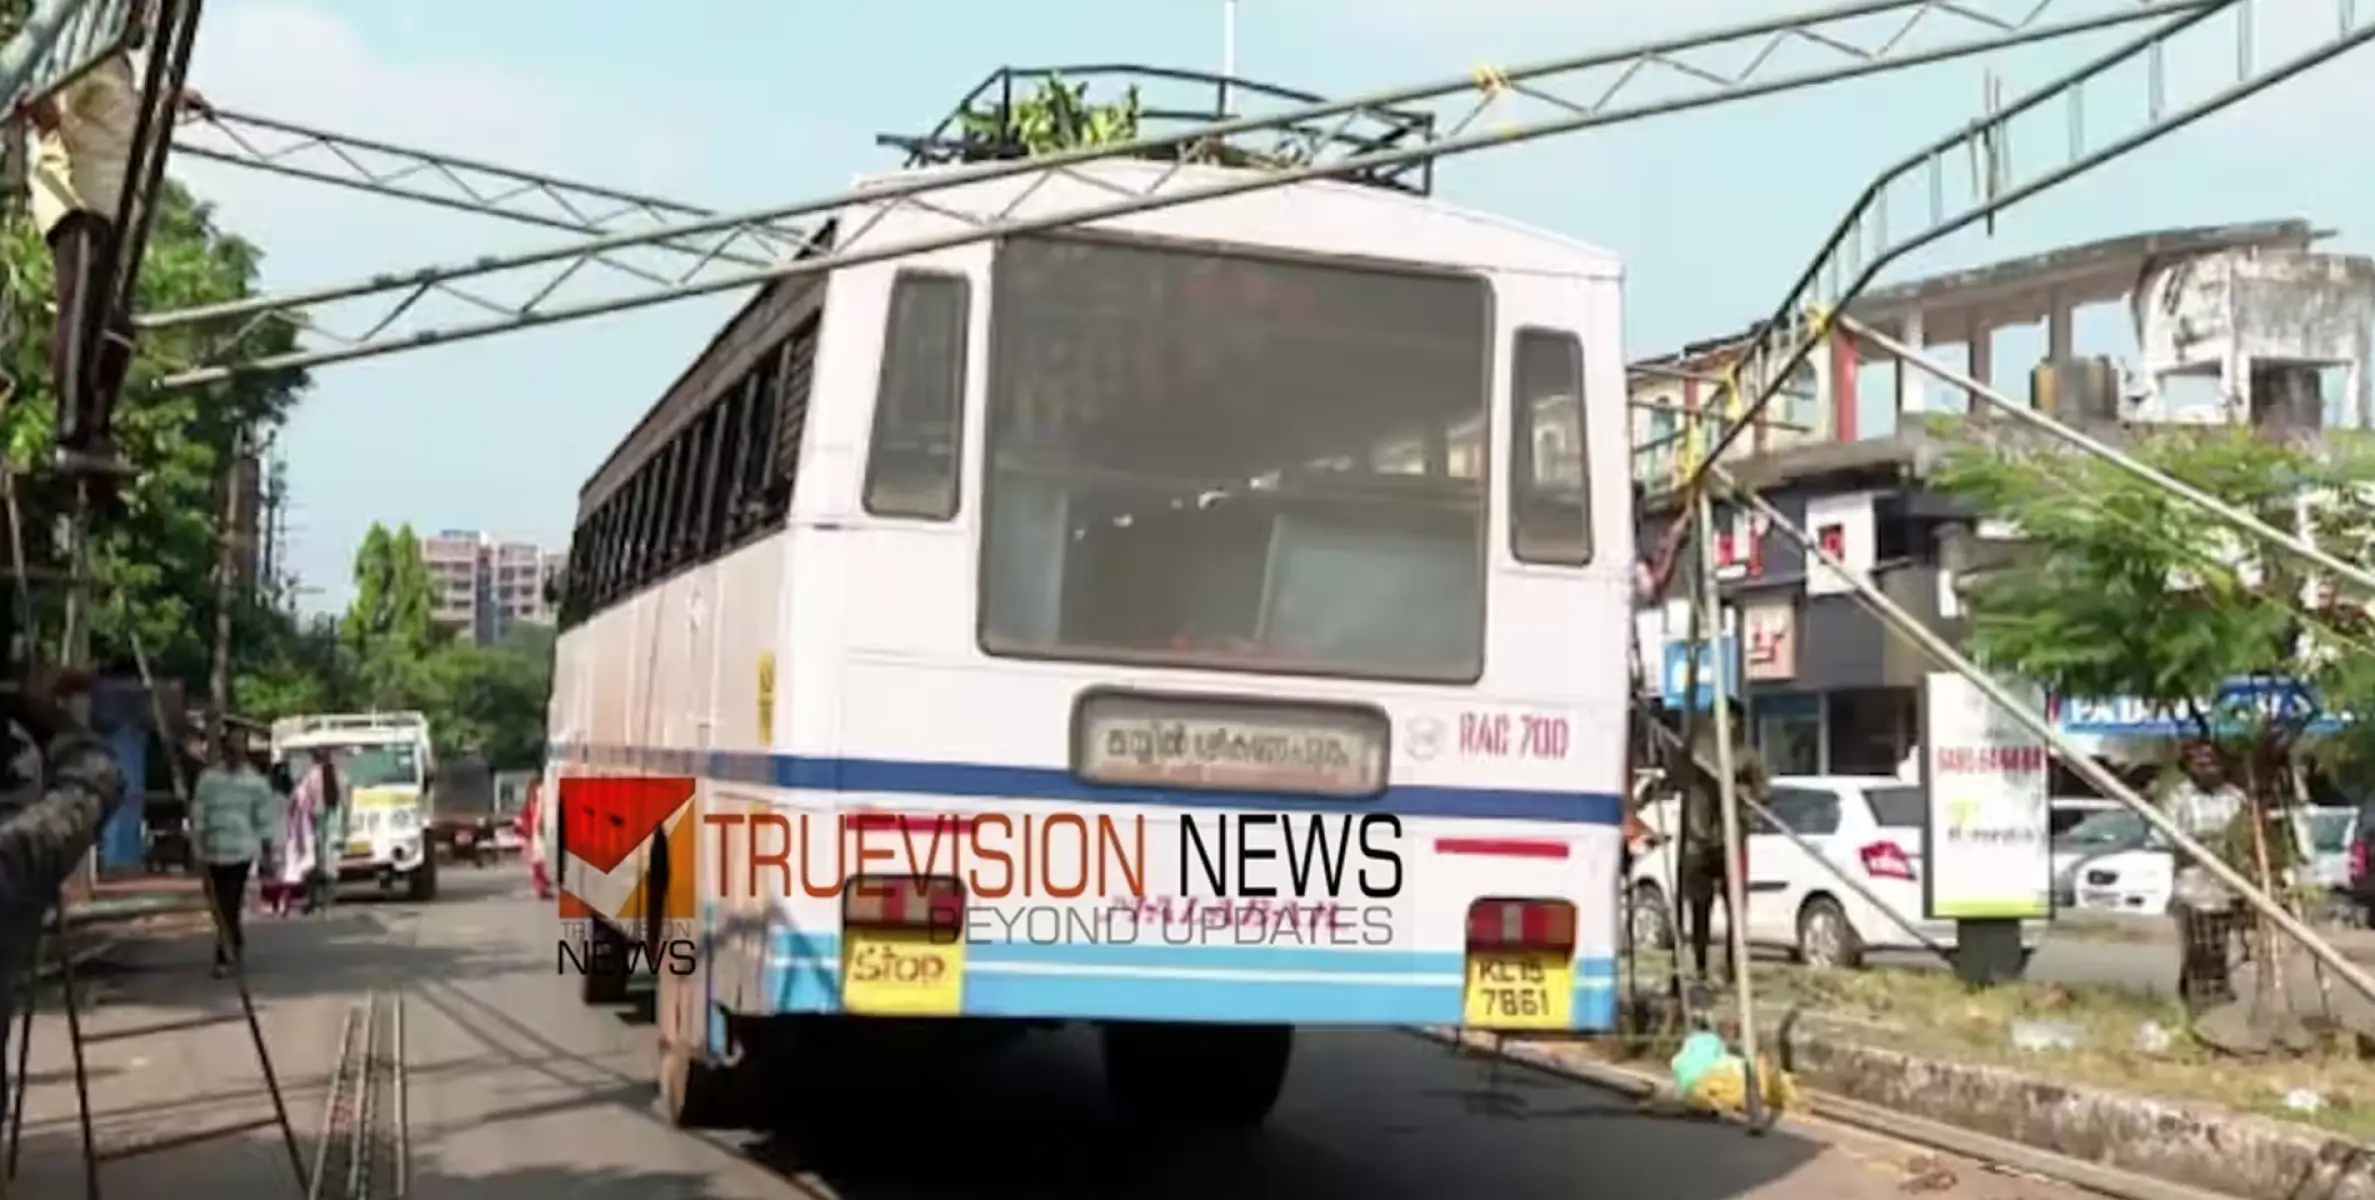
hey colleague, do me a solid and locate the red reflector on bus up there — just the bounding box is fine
[1464,897,1577,953]
[843,875,966,930]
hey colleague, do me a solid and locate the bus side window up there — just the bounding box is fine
[710,378,754,547]
[737,343,785,536]
[620,473,651,589]
[1509,327,1591,565]
[632,464,665,586]
[598,500,625,602]
[863,271,971,521]
[770,319,818,520]
[656,435,692,569]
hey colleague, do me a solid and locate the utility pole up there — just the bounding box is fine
[1220,0,1238,115]
[207,426,247,759]
[258,437,287,606]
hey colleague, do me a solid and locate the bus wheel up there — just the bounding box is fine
[579,921,632,1006]
[658,1033,750,1130]
[656,973,750,1130]
[1102,1022,1292,1130]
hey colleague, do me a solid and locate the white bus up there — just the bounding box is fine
[546,157,1633,1131]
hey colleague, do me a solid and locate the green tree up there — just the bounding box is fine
[0,175,309,682]
[232,609,352,717]
[421,623,553,768]
[1934,425,2375,1012]
[383,525,436,657]
[338,520,444,704]
[341,523,395,654]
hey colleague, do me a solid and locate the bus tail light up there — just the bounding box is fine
[1859,841,1916,881]
[843,875,966,931]
[1465,897,1577,955]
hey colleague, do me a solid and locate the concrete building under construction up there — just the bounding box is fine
[1629,218,2373,776]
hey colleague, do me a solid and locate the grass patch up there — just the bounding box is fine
[1608,952,2375,1139]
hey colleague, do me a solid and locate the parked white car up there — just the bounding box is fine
[2060,803,2354,915]
[1627,774,2046,969]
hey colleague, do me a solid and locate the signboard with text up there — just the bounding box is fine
[1659,637,1739,711]
[1741,600,1796,681]
[1922,672,2051,920]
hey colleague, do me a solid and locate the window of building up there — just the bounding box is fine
[1755,703,1822,775]
[864,271,971,520]
[1509,328,1590,565]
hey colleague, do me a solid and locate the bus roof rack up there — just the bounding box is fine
[876,65,1438,197]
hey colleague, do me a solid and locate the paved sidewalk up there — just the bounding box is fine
[8,904,392,1197]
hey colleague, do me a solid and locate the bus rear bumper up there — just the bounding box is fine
[737,933,1620,1032]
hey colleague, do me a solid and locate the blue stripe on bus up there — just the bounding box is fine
[743,937,1620,1028]
[551,742,1623,825]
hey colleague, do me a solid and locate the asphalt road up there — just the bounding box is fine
[13,866,2108,1199]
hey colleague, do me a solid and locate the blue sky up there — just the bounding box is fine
[165,0,2373,613]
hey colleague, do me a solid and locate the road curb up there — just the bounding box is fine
[1776,1014,2375,1200]
[1426,1014,2375,1200]
[1421,1027,2249,1200]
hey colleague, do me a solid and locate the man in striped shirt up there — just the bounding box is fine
[188,736,275,977]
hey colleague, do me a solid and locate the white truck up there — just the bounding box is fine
[269,711,441,902]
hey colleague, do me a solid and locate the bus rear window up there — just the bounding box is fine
[977,234,1490,682]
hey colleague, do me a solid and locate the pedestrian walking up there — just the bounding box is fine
[261,757,310,917]
[14,0,208,474]
[188,735,276,977]
[2165,740,2249,1012]
[297,747,344,914]
[1667,700,1766,987]
[521,775,553,900]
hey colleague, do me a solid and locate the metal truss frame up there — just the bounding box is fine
[138,0,2216,390]
[1672,0,2375,494]
[170,107,813,266]
[0,0,136,115]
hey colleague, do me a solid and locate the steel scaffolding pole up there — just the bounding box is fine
[170,107,811,264]
[1713,463,2375,1008]
[1671,0,2375,499]
[137,0,2213,390]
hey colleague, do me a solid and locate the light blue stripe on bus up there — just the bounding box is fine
[552,742,1624,825]
[739,930,1620,1028]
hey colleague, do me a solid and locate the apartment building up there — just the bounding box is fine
[420,529,565,644]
